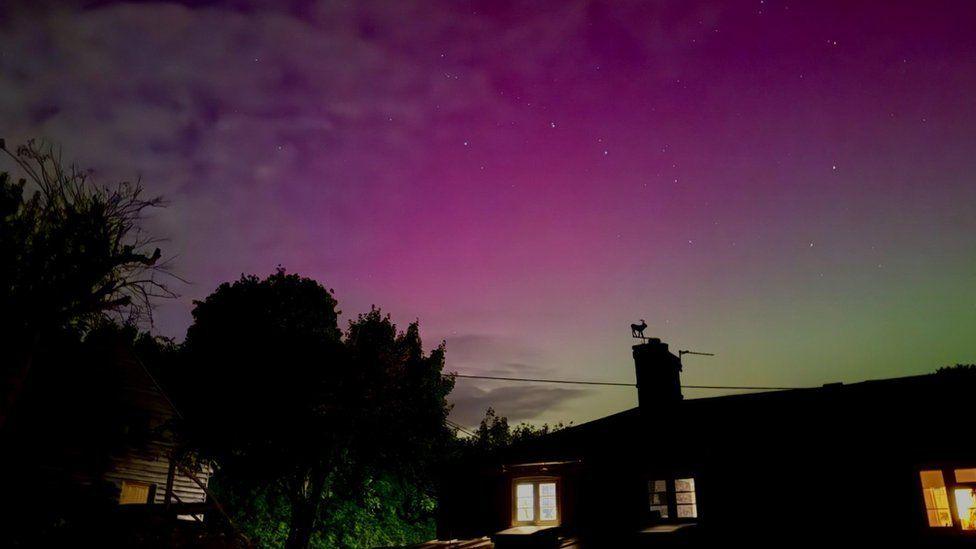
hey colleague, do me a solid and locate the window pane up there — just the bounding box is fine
[649,479,668,514]
[540,482,556,496]
[119,480,151,505]
[956,468,976,483]
[955,488,976,530]
[677,504,698,518]
[516,484,534,498]
[919,471,952,527]
[676,491,696,504]
[675,478,695,493]
[517,508,534,521]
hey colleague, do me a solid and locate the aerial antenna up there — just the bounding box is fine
[679,350,715,358]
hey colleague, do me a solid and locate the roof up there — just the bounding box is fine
[497,372,975,467]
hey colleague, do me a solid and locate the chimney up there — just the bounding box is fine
[633,338,683,410]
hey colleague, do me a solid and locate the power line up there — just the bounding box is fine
[450,373,634,387]
[447,373,804,391]
[445,418,476,437]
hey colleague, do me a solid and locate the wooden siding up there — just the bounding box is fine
[101,351,211,506]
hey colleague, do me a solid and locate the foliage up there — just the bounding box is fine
[0,139,174,430]
[0,139,173,332]
[211,472,436,549]
[0,322,171,546]
[177,269,454,549]
[463,407,569,453]
[936,364,976,375]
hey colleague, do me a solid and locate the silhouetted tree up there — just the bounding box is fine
[463,407,568,454]
[936,364,976,375]
[0,139,174,430]
[177,269,454,549]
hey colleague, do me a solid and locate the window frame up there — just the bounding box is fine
[918,466,976,534]
[119,480,156,505]
[511,476,560,527]
[953,468,976,533]
[647,475,700,523]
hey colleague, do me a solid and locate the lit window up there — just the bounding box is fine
[516,483,534,522]
[649,480,669,518]
[955,488,976,531]
[648,477,698,519]
[514,480,558,525]
[919,471,953,527]
[119,480,153,505]
[956,468,976,483]
[539,482,557,521]
[675,478,698,518]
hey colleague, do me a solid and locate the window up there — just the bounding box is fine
[516,483,535,522]
[649,480,669,518]
[513,479,559,525]
[954,488,976,530]
[539,482,557,521]
[920,471,952,527]
[119,480,154,505]
[648,477,697,520]
[956,468,976,483]
[675,478,698,518]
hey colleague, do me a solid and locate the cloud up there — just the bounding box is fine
[448,382,587,429]
[443,333,588,427]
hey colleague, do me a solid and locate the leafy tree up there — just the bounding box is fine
[936,364,976,375]
[0,139,174,430]
[464,407,569,453]
[178,270,454,549]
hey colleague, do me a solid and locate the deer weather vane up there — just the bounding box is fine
[631,319,647,339]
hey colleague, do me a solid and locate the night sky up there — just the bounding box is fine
[2,0,974,427]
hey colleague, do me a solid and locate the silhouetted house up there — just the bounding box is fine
[438,339,976,547]
[103,344,213,516]
[8,333,212,524]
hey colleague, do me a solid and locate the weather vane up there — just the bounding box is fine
[630,319,647,339]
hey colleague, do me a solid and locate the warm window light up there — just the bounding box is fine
[955,488,976,531]
[675,477,698,518]
[514,480,558,525]
[649,480,669,518]
[920,471,953,527]
[648,477,697,519]
[539,482,557,521]
[956,469,976,483]
[516,483,534,522]
[119,480,152,505]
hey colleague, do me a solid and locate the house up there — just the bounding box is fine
[437,338,976,547]
[3,330,217,540]
[102,342,213,518]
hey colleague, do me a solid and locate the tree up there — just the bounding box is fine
[459,407,569,455]
[0,139,174,430]
[936,364,976,376]
[177,269,454,549]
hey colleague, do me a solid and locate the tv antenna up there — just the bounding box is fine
[679,350,715,358]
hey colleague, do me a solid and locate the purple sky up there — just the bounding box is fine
[2,0,975,427]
